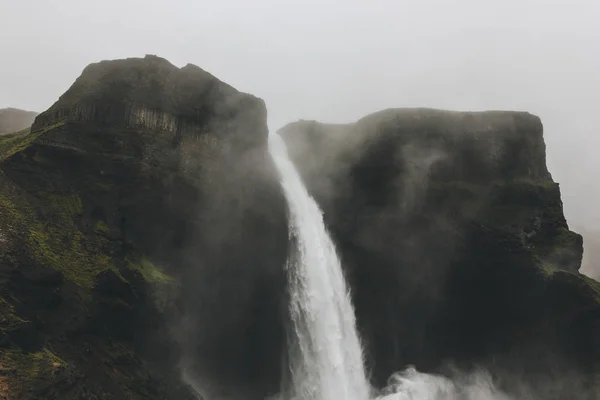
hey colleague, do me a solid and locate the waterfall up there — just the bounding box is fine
[268,133,511,400]
[269,133,371,400]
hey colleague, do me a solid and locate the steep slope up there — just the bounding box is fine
[0,108,38,134]
[280,109,600,398]
[0,55,288,399]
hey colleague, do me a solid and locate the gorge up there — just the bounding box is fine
[0,55,599,400]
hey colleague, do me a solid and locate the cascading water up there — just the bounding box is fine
[269,133,371,400]
[268,132,511,400]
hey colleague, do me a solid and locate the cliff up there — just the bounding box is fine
[0,56,288,399]
[281,109,599,397]
[3,55,600,399]
[0,108,38,134]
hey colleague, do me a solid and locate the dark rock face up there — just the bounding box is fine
[0,108,38,134]
[0,55,287,399]
[280,109,599,398]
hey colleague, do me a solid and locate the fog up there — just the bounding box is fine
[2,0,599,275]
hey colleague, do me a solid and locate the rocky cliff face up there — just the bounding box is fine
[0,55,287,399]
[281,109,599,398]
[0,108,38,134]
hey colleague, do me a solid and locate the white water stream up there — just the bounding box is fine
[269,133,371,400]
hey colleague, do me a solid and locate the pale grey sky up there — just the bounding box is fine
[2,0,600,258]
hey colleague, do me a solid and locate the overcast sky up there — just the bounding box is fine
[2,0,600,270]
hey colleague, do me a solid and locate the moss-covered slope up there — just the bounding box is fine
[0,56,288,399]
[0,111,199,400]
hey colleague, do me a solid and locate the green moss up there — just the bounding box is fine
[0,347,66,398]
[31,122,66,135]
[47,194,83,217]
[0,122,65,162]
[28,228,111,289]
[107,263,128,284]
[0,132,114,292]
[0,296,28,333]
[0,131,36,161]
[538,262,557,277]
[0,188,25,223]
[126,255,174,311]
[126,255,173,285]
[0,184,111,291]
[94,220,109,234]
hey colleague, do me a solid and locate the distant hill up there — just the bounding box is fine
[0,107,38,134]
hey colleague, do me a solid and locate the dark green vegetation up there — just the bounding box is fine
[0,108,38,135]
[281,111,600,399]
[0,55,288,399]
[0,102,196,400]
